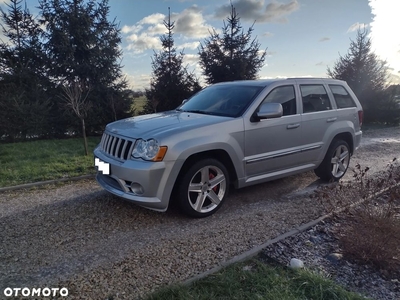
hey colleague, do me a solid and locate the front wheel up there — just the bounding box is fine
[177,158,229,218]
[314,139,351,181]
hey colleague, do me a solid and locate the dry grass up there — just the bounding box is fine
[313,158,400,277]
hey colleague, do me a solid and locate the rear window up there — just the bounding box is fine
[329,85,356,108]
[300,85,332,113]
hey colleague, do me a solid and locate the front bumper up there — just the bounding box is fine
[94,147,173,212]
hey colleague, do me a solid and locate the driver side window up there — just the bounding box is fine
[261,85,297,116]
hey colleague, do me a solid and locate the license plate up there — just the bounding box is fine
[95,158,110,175]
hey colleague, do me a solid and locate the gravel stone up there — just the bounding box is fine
[261,217,400,300]
[0,126,399,299]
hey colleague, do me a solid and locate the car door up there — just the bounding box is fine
[298,82,337,164]
[243,84,304,183]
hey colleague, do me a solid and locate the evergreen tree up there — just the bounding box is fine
[198,5,266,84]
[144,8,201,113]
[327,29,395,124]
[0,0,52,140]
[38,0,130,133]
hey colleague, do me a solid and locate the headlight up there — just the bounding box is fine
[132,139,167,161]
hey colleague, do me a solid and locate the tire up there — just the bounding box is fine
[177,158,229,218]
[314,139,351,182]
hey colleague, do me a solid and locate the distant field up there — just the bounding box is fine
[131,96,147,115]
[0,137,101,187]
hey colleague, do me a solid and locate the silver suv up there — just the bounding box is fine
[94,78,363,217]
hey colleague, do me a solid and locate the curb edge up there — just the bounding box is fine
[0,174,96,193]
[183,214,328,286]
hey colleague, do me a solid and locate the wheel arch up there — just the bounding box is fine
[175,149,237,185]
[332,132,354,154]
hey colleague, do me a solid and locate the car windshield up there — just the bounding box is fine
[177,84,264,117]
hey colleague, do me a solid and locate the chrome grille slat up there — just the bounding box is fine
[120,139,128,160]
[100,134,106,149]
[128,141,135,158]
[110,137,117,156]
[115,139,122,158]
[106,135,114,154]
[100,132,135,161]
[105,134,112,153]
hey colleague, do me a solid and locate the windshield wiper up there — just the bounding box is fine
[181,109,218,115]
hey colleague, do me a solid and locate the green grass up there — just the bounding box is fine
[131,95,147,115]
[146,259,366,300]
[0,137,101,187]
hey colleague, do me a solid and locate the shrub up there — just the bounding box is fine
[313,159,400,276]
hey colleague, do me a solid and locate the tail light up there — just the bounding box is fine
[358,110,363,127]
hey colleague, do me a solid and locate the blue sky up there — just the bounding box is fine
[1,0,399,90]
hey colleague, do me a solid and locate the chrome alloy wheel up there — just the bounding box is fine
[330,144,350,178]
[187,165,227,214]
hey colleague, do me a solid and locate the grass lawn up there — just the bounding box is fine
[132,95,147,115]
[147,259,366,300]
[0,137,101,187]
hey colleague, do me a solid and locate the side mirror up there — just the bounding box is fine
[255,102,283,120]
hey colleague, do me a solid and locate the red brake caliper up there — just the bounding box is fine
[209,172,218,192]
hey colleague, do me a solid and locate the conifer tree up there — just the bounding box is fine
[198,5,266,84]
[38,0,130,134]
[328,29,394,123]
[145,8,201,113]
[0,0,51,140]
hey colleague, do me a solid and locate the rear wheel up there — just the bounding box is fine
[177,158,229,218]
[315,139,350,181]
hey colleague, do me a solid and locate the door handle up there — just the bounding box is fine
[327,117,337,123]
[287,123,300,129]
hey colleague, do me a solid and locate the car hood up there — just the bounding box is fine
[105,110,231,139]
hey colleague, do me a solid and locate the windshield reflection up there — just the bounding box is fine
[178,84,263,117]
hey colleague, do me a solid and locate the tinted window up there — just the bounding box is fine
[179,85,263,117]
[262,85,296,116]
[329,85,356,108]
[300,85,331,113]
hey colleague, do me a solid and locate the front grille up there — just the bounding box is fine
[100,132,135,160]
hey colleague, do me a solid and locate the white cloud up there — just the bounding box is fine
[146,24,166,36]
[122,13,165,35]
[122,6,213,54]
[183,53,199,66]
[346,22,369,33]
[319,37,330,42]
[215,0,299,23]
[121,24,141,35]
[121,13,168,53]
[262,31,274,37]
[126,33,161,53]
[177,41,200,51]
[173,6,210,38]
[369,0,400,82]
[139,13,165,26]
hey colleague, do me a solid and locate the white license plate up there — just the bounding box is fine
[95,158,110,175]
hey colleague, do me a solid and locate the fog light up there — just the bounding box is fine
[130,183,144,195]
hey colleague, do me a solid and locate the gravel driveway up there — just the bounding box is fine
[1,126,399,299]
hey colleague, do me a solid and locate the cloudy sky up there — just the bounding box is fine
[1,0,399,90]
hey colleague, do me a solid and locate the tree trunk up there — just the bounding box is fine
[81,117,89,156]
